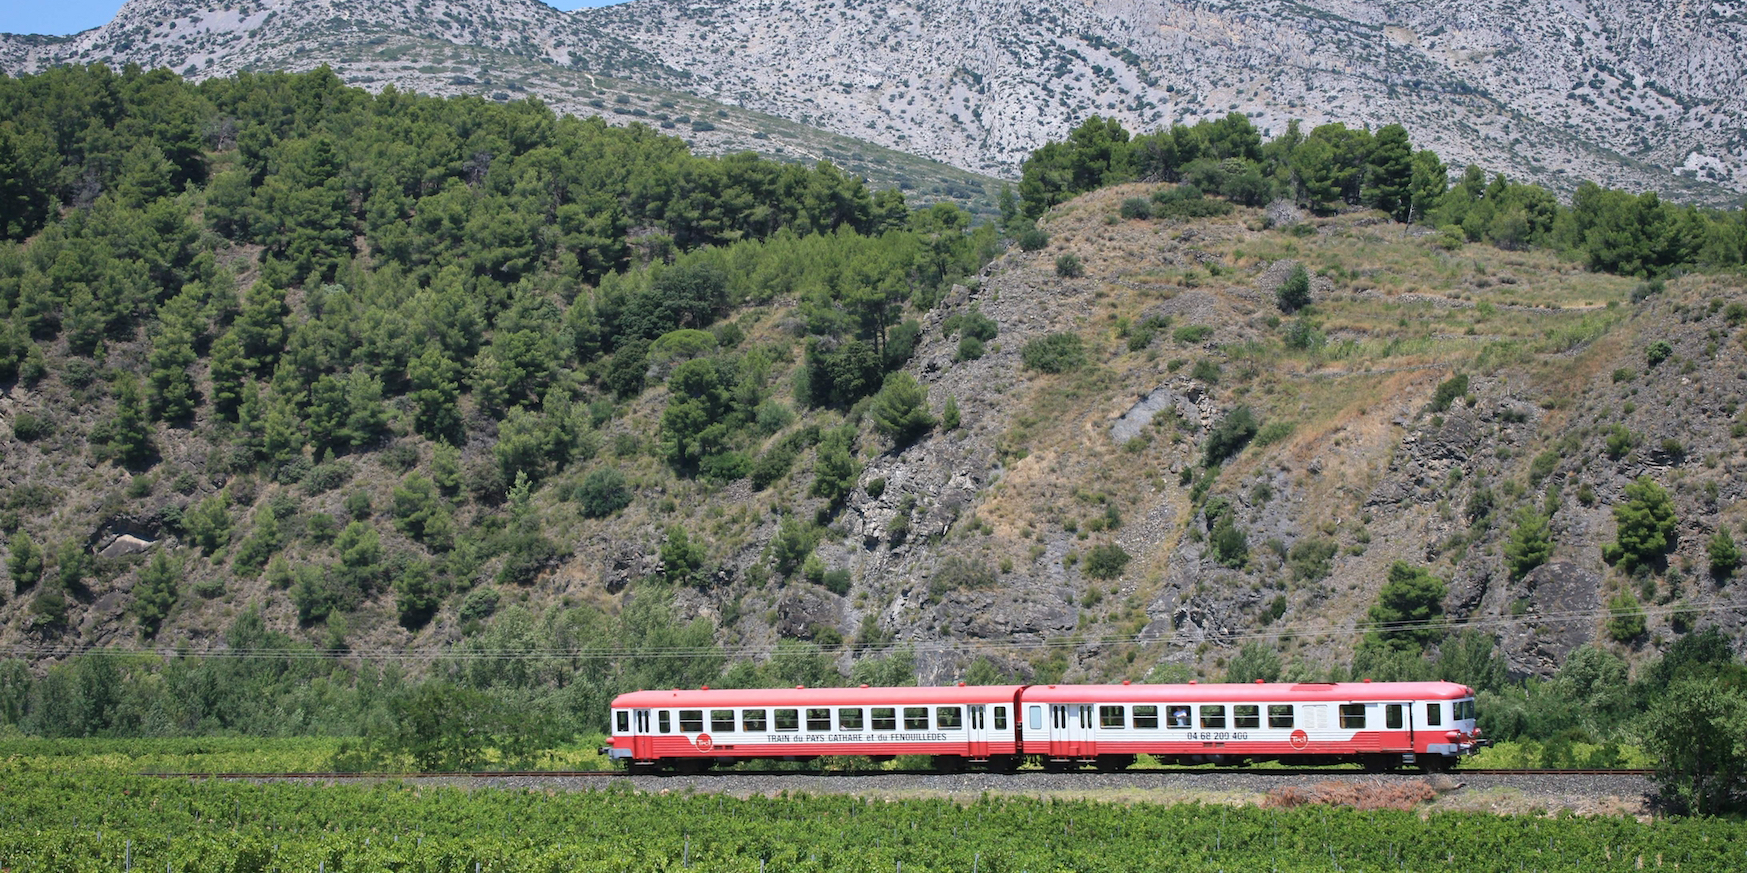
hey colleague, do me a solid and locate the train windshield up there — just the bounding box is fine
[1455,698,1476,721]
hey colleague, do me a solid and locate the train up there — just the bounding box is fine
[605,679,1483,774]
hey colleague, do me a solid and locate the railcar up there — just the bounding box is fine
[606,684,1026,773]
[605,679,1481,774]
[1021,680,1482,772]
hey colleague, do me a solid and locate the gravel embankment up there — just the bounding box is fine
[398,770,1656,816]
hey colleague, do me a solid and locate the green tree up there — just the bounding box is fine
[392,472,455,551]
[1604,476,1677,571]
[810,429,860,505]
[1275,263,1311,312]
[1083,543,1132,579]
[1606,590,1647,642]
[660,524,708,585]
[1435,630,1508,693]
[7,532,42,594]
[131,550,180,637]
[1226,640,1282,684]
[869,372,935,449]
[1203,406,1259,466]
[1363,562,1447,652]
[1504,506,1553,581]
[1362,124,1414,221]
[1642,676,1747,815]
[1708,527,1740,579]
[183,491,232,555]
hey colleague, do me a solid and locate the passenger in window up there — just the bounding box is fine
[1169,706,1192,728]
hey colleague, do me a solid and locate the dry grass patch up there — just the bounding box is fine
[1263,779,1439,811]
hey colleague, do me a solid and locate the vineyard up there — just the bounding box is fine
[2,770,1742,872]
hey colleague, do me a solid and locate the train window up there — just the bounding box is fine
[616,711,630,732]
[679,710,704,733]
[742,709,767,732]
[658,711,671,734]
[1080,706,1093,729]
[1133,705,1158,729]
[936,707,962,730]
[1268,705,1294,728]
[807,708,832,731]
[1385,704,1403,730]
[711,710,735,733]
[774,709,799,731]
[838,708,864,730]
[1233,705,1260,729]
[1028,705,1042,731]
[1425,703,1442,726]
[1457,699,1475,721]
[1339,704,1366,729]
[904,707,929,731]
[1168,706,1192,729]
[1099,705,1125,729]
[994,706,1008,730]
[872,708,897,731]
[1199,705,1226,729]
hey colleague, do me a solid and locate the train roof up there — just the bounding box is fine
[1021,681,1474,703]
[611,685,1028,708]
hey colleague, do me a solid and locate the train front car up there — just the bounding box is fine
[607,685,1027,773]
[1019,680,1482,772]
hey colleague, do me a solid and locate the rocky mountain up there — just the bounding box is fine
[578,0,1747,200]
[5,0,1744,204]
[0,0,1002,213]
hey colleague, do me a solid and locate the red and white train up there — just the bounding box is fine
[606,680,1483,773]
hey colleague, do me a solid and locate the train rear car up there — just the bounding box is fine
[607,685,1026,773]
[1019,680,1481,771]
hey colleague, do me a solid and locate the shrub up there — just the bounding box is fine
[1708,527,1739,579]
[1083,544,1131,580]
[1429,373,1469,413]
[1203,406,1259,466]
[1287,537,1337,582]
[1209,512,1249,568]
[9,412,49,441]
[1015,227,1049,252]
[870,372,935,448]
[1504,507,1553,581]
[1283,318,1324,350]
[1191,359,1221,384]
[1021,333,1086,373]
[1603,476,1677,571]
[941,308,999,343]
[1646,340,1673,367]
[1173,324,1213,344]
[575,466,632,518]
[1119,197,1152,220]
[1604,425,1638,460]
[1276,264,1311,313]
[1253,420,1295,447]
[1605,590,1646,642]
[1054,253,1084,278]
[929,556,998,599]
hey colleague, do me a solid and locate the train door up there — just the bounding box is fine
[1050,704,1095,758]
[632,709,654,760]
[967,705,990,759]
[1382,701,1414,752]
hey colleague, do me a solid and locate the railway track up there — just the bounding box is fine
[141,767,1655,779]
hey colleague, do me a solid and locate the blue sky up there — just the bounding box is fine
[1,1,625,37]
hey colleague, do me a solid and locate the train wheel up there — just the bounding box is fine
[627,761,657,776]
[1094,755,1135,772]
[985,755,1021,773]
[1418,756,1451,774]
[1360,754,1396,773]
[931,755,965,773]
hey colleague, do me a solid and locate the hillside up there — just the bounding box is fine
[578,0,1747,200]
[4,0,1745,207]
[0,0,1002,215]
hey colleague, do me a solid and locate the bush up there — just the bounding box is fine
[1430,373,1469,413]
[1172,324,1213,344]
[1708,527,1740,579]
[9,412,49,441]
[1209,512,1249,569]
[1015,227,1049,252]
[1604,476,1677,571]
[955,335,984,361]
[1203,406,1259,466]
[929,556,998,599]
[1276,264,1311,313]
[575,466,632,518]
[1054,253,1084,278]
[1287,537,1337,582]
[870,372,936,448]
[1643,677,1747,815]
[1504,507,1552,581]
[1646,340,1673,367]
[1191,359,1221,384]
[1226,640,1282,683]
[1604,424,1638,460]
[1083,544,1131,580]
[1119,197,1152,220]
[1020,333,1086,373]
[1605,590,1646,642]
[1253,420,1295,447]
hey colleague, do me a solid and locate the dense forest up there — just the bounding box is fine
[1,66,1745,810]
